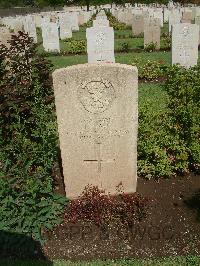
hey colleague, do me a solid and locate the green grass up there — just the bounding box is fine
[1,256,200,266]
[49,51,171,71]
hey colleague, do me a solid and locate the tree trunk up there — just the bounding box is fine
[86,0,90,11]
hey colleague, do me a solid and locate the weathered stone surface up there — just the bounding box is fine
[86,26,115,63]
[144,18,160,50]
[172,23,199,68]
[132,14,144,36]
[53,63,138,199]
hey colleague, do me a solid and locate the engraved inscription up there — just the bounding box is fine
[78,79,116,114]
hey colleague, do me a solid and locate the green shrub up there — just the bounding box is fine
[144,42,158,52]
[120,42,130,53]
[64,39,86,54]
[165,64,200,174]
[132,59,168,81]
[138,84,191,179]
[0,32,67,242]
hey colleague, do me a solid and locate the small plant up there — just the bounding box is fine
[162,34,171,50]
[132,59,168,81]
[120,42,130,53]
[144,42,158,52]
[65,39,86,54]
[64,185,149,227]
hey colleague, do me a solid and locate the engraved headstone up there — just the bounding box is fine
[70,12,79,31]
[172,23,199,68]
[59,13,72,39]
[42,22,60,53]
[86,26,115,63]
[132,14,144,36]
[53,63,138,199]
[144,18,160,50]
[23,15,37,43]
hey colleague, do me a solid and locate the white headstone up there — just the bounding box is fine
[23,15,37,43]
[172,23,199,68]
[42,22,60,53]
[59,13,72,39]
[86,26,115,63]
[53,63,138,199]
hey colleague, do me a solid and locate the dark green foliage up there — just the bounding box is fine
[165,64,200,174]
[64,38,86,54]
[120,42,130,53]
[144,42,158,52]
[138,65,200,179]
[132,59,168,81]
[0,32,67,242]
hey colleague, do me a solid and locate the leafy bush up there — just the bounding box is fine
[132,59,168,81]
[64,39,86,54]
[138,64,200,179]
[64,185,149,226]
[144,42,158,52]
[120,42,130,53]
[165,64,200,174]
[0,32,67,242]
[162,33,171,50]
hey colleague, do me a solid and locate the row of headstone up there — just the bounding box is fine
[0,10,93,52]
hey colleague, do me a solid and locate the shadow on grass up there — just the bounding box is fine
[184,189,200,222]
[0,230,52,265]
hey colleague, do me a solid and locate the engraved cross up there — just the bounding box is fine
[84,142,115,173]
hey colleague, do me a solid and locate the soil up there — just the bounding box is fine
[43,171,200,261]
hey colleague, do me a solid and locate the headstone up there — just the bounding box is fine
[144,18,160,50]
[172,23,199,68]
[195,16,200,44]
[86,26,115,63]
[70,12,79,31]
[23,15,37,43]
[0,27,12,47]
[132,14,144,36]
[59,13,72,39]
[42,22,60,53]
[93,18,109,27]
[53,63,138,199]
[169,9,182,32]
[181,11,192,23]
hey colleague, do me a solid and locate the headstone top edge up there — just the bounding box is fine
[53,63,138,77]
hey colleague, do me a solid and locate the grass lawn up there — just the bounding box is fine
[1,256,200,266]
[49,52,171,70]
